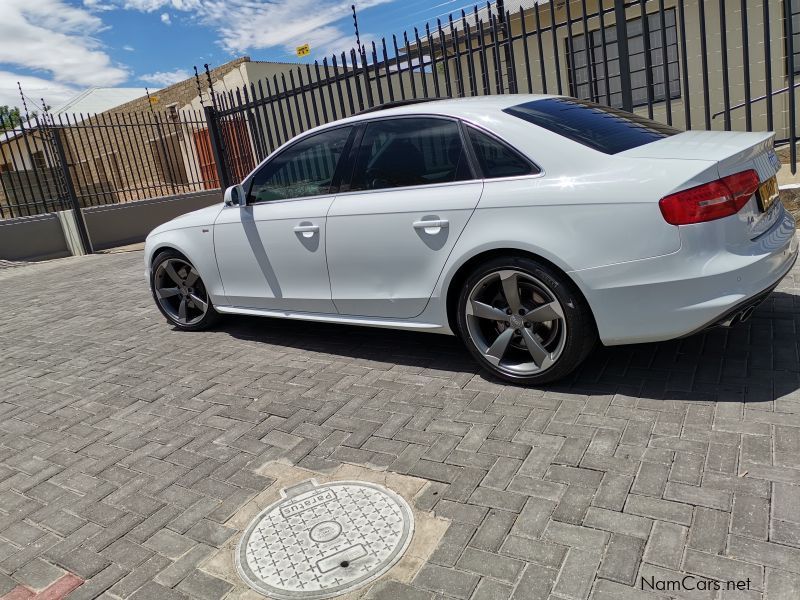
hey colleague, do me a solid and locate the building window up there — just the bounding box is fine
[790,0,800,73]
[567,8,680,109]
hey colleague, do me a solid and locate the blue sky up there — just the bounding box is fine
[1,0,484,109]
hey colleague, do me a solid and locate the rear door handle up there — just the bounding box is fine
[413,219,449,230]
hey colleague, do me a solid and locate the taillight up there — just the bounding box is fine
[659,170,760,225]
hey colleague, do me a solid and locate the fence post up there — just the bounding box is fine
[614,0,634,112]
[204,106,230,189]
[52,127,94,255]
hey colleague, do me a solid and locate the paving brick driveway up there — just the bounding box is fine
[1,246,800,600]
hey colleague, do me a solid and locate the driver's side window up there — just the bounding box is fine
[247,126,352,204]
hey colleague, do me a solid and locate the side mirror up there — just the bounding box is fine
[224,184,245,207]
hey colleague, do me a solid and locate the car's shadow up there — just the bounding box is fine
[215,291,799,400]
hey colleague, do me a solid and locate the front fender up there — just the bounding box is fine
[144,227,225,302]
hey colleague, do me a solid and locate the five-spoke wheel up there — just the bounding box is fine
[456,257,596,384]
[151,251,218,330]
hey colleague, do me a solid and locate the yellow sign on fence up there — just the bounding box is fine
[296,43,311,57]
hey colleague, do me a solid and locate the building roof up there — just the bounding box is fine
[1,86,150,143]
[50,87,149,117]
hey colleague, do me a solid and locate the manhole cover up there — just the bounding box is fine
[236,479,414,599]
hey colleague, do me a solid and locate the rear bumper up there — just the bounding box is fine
[574,207,798,346]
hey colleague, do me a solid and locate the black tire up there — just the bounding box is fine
[455,255,596,385]
[150,249,220,331]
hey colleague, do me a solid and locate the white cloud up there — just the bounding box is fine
[103,0,393,59]
[1,0,128,108]
[160,12,171,24]
[0,71,78,109]
[139,68,191,86]
[123,45,135,51]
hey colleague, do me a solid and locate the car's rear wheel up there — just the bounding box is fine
[151,250,218,331]
[456,256,596,385]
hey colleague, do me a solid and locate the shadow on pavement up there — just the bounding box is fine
[214,291,799,400]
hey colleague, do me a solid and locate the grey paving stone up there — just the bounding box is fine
[12,557,65,591]
[510,496,555,539]
[143,529,195,560]
[623,494,693,526]
[456,547,524,583]
[499,535,566,568]
[511,563,557,600]
[414,564,480,599]
[366,580,435,600]
[176,569,233,600]
[687,507,729,554]
[598,533,645,585]
[129,580,189,600]
[469,509,516,552]
[184,519,235,548]
[470,577,513,600]
[642,520,687,570]
[66,564,128,600]
[543,521,609,550]
[592,472,633,512]
[552,485,594,525]
[583,506,652,539]
[683,548,763,590]
[552,547,602,600]
[727,535,800,574]
[663,482,732,511]
[731,494,769,540]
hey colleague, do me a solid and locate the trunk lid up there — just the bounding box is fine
[620,130,781,239]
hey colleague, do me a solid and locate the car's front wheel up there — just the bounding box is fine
[456,256,596,385]
[151,250,219,331]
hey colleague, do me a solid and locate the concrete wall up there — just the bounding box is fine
[83,189,222,251]
[0,189,222,261]
[0,213,70,261]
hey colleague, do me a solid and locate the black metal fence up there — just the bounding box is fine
[0,108,219,221]
[3,0,800,238]
[209,0,800,186]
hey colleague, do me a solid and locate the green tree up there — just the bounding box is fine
[0,106,23,131]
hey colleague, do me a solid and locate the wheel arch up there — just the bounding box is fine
[443,247,596,335]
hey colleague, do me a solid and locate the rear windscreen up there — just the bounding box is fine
[503,98,681,155]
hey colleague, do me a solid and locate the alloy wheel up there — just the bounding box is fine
[465,269,567,375]
[153,258,209,326]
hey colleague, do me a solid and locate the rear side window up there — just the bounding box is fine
[467,126,538,178]
[503,98,680,155]
[350,118,472,191]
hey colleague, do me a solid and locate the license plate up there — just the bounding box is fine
[757,176,779,213]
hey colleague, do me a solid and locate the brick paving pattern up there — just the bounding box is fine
[0,246,799,599]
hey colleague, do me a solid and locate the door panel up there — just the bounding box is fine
[327,182,483,318]
[214,198,336,312]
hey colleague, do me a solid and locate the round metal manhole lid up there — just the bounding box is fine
[236,479,414,599]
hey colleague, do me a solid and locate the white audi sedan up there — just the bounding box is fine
[145,95,798,384]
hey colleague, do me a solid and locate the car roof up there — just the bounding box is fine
[334,94,559,125]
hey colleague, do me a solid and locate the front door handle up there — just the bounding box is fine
[413,219,449,231]
[293,223,320,238]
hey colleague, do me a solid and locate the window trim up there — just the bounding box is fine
[337,114,480,195]
[462,122,543,180]
[244,123,356,206]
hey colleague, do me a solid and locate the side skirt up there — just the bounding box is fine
[213,304,451,333]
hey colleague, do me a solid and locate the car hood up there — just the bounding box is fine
[148,203,225,238]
